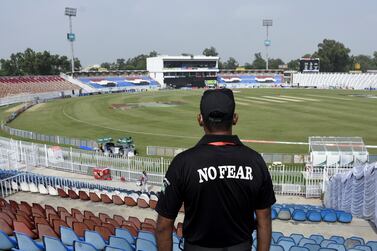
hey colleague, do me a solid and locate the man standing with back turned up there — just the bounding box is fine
[156,88,276,251]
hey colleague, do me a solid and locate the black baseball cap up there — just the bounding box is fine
[200,88,235,122]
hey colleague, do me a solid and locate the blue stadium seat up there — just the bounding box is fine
[270,244,285,251]
[367,241,377,251]
[44,236,74,251]
[309,235,325,245]
[349,237,365,246]
[304,243,321,251]
[0,230,17,250]
[136,238,157,251]
[299,238,317,247]
[85,230,108,250]
[327,243,346,251]
[306,211,322,222]
[337,212,352,223]
[108,236,134,251]
[137,230,156,244]
[105,247,128,251]
[290,234,304,245]
[272,232,284,244]
[272,208,278,220]
[320,240,337,248]
[279,237,295,243]
[322,212,337,223]
[318,248,337,251]
[289,246,309,251]
[74,240,97,251]
[292,209,306,221]
[61,226,82,246]
[345,237,364,249]
[115,228,136,246]
[278,208,292,220]
[15,232,44,251]
[278,240,295,251]
[329,236,345,245]
[354,245,373,251]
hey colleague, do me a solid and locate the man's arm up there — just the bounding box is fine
[156,214,175,251]
[255,207,272,251]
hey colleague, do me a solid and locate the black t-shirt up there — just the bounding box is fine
[156,134,276,248]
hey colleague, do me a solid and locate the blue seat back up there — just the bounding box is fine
[345,238,364,249]
[289,246,309,251]
[321,240,337,248]
[115,228,135,245]
[304,243,321,251]
[74,240,97,251]
[354,245,373,251]
[44,236,68,251]
[270,244,285,251]
[15,232,44,251]
[299,238,317,247]
[85,230,107,250]
[138,231,156,244]
[327,243,346,251]
[105,247,127,251]
[278,240,295,251]
[329,236,345,245]
[367,241,377,251]
[61,226,80,246]
[0,230,17,250]
[136,238,157,251]
[309,235,324,245]
[318,248,337,251]
[290,234,304,245]
[272,232,284,244]
[109,236,133,251]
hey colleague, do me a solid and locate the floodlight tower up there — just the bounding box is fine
[263,19,273,70]
[65,7,77,76]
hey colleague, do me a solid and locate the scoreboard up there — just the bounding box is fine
[300,58,320,72]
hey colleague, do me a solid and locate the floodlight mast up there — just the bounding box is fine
[263,19,273,70]
[65,7,77,76]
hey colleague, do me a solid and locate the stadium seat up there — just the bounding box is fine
[61,226,82,246]
[278,240,295,251]
[272,232,284,244]
[304,243,321,251]
[322,212,337,223]
[272,208,278,220]
[108,236,134,251]
[290,234,304,245]
[43,236,74,251]
[289,246,309,251]
[115,228,135,245]
[15,232,44,251]
[318,248,337,251]
[345,237,364,249]
[138,230,156,243]
[354,245,373,251]
[85,230,108,250]
[0,229,17,250]
[299,238,317,246]
[337,212,352,223]
[327,243,346,251]
[74,240,98,251]
[105,247,128,251]
[321,240,337,248]
[278,208,291,220]
[292,209,306,221]
[367,241,377,251]
[309,235,325,245]
[136,238,157,251]
[270,244,285,251]
[306,211,322,222]
[329,236,345,245]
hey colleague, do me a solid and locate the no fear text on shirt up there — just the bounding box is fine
[197,165,253,183]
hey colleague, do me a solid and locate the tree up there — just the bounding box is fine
[250,53,266,69]
[202,46,218,57]
[269,58,285,69]
[222,57,239,69]
[351,54,376,72]
[287,59,300,71]
[312,39,351,72]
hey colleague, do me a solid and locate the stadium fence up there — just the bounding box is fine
[0,136,356,198]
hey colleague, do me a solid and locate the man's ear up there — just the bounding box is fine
[233,113,238,125]
[197,114,204,127]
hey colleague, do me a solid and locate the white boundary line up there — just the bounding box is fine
[280,95,319,101]
[246,96,286,103]
[262,96,303,102]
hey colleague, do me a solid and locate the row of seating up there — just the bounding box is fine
[0,76,79,98]
[265,231,377,251]
[272,204,352,223]
[0,199,183,250]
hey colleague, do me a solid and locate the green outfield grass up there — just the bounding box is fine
[5,88,377,155]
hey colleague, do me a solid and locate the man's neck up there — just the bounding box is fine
[204,129,233,136]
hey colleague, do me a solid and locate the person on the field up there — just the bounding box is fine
[139,170,148,193]
[156,88,276,251]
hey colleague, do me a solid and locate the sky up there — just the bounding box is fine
[1,0,377,67]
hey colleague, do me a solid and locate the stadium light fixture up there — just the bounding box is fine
[65,7,77,76]
[263,19,273,70]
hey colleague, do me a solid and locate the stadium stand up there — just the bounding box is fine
[324,162,377,227]
[292,73,377,90]
[78,76,160,91]
[0,76,80,98]
[217,74,283,88]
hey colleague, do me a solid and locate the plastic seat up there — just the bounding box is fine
[48,185,58,196]
[349,237,365,246]
[329,236,345,245]
[299,238,317,247]
[95,225,113,241]
[85,230,108,250]
[115,228,136,245]
[366,241,377,251]
[328,243,346,251]
[128,217,141,229]
[38,184,49,195]
[0,229,17,250]
[345,238,364,249]
[272,208,278,220]
[278,240,295,251]
[43,236,74,251]
[290,246,309,251]
[105,247,128,251]
[37,223,59,239]
[79,191,90,201]
[290,234,304,245]
[113,215,126,226]
[292,209,306,221]
[136,238,157,251]
[138,230,156,243]
[13,221,37,239]
[272,232,284,244]
[270,244,285,251]
[337,212,352,223]
[109,236,134,251]
[74,240,98,251]
[306,211,322,222]
[304,243,321,251]
[15,232,44,251]
[354,245,372,251]
[278,208,292,220]
[322,212,337,223]
[318,248,337,251]
[309,235,325,245]
[61,226,81,246]
[73,222,90,238]
[321,240,337,248]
